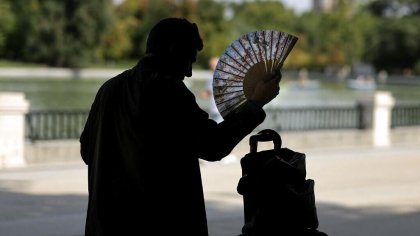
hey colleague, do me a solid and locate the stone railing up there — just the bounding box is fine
[0,93,29,168]
[0,91,416,168]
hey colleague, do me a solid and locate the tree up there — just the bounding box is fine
[294,1,375,71]
[364,17,420,73]
[0,1,15,56]
[230,0,296,36]
[4,0,112,68]
[104,0,201,62]
[3,0,38,61]
[367,0,420,17]
[196,0,231,68]
[364,0,420,73]
[26,1,67,66]
[62,0,112,67]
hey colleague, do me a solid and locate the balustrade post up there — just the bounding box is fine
[0,93,29,168]
[373,91,395,147]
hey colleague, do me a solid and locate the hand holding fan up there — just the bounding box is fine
[212,30,298,118]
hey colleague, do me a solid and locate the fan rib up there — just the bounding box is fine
[214,90,243,99]
[283,36,298,64]
[265,31,270,73]
[275,35,288,68]
[230,43,253,69]
[213,85,242,88]
[215,69,245,79]
[240,35,259,65]
[246,33,265,77]
[272,33,282,70]
[282,35,297,68]
[263,30,271,73]
[269,30,274,73]
[246,33,260,65]
[219,59,247,75]
[256,31,266,73]
[214,77,242,83]
[254,31,265,68]
[260,30,268,73]
[269,30,273,59]
[215,92,244,105]
[219,99,246,114]
[219,96,247,115]
[238,39,257,66]
[270,31,277,65]
[225,52,250,71]
[275,35,294,69]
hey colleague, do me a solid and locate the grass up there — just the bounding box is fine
[0,59,135,69]
[0,60,47,68]
[0,59,206,70]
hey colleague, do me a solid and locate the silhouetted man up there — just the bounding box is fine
[80,18,280,236]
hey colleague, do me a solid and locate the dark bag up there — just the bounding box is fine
[237,129,327,236]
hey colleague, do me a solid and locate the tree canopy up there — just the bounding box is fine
[0,0,418,74]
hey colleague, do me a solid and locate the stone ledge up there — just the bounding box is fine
[22,127,420,166]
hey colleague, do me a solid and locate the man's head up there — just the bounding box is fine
[146,18,203,77]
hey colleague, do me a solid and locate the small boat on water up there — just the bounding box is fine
[287,78,321,90]
[347,76,376,91]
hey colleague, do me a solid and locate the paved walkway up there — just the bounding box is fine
[0,144,419,236]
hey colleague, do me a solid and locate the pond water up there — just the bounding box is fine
[0,78,104,110]
[0,76,419,111]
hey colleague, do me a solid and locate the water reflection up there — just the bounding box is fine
[0,77,419,111]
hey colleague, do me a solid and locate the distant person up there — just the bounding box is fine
[80,17,280,236]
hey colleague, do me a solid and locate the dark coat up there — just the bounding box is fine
[80,55,266,236]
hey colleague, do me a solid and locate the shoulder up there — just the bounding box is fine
[97,68,136,93]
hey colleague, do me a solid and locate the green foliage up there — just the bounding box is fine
[62,0,112,67]
[364,16,420,73]
[230,1,296,36]
[100,0,229,68]
[195,0,230,68]
[27,1,66,66]
[363,0,420,73]
[0,1,15,55]
[100,16,135,61]
[294,1,376,70]
[3,0,112,68]
[367,0,420,17]
[3,0,38,60]
[0,0,419,74]
[102,0,201,62]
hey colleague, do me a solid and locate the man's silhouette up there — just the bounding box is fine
[80,18,280,236]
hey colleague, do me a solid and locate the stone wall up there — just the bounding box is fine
[25,140,82,165]
[23,127,420,166]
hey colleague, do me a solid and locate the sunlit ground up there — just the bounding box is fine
[0,143,419,236]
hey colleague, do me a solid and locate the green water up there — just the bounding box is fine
[0,77,419,111]
[0,78,105,110]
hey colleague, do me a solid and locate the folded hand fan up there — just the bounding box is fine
[212,30,298,118]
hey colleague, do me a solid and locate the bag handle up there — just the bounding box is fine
[249,129,282,153]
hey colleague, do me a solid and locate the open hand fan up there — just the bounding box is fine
[212,30,298,118]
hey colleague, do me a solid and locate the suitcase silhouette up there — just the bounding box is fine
[237,129,327,236]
